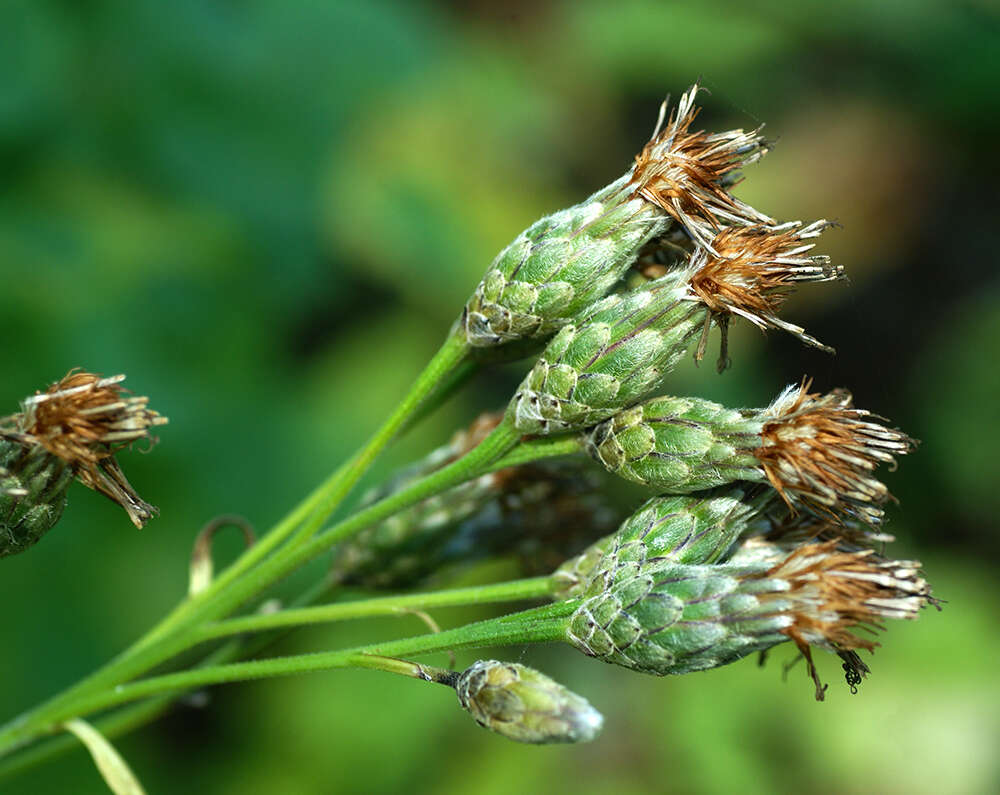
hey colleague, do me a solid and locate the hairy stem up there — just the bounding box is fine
[195,576,558,641]
[136,331,470,651]
[15,603,576,729]
[0,416,554,760]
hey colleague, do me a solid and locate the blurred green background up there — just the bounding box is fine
[2,0,998,793]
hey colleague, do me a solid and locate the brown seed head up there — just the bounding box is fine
[755,381,915,525]
[7,370,168,527]
[754,539,931,698]
[18,370,166,465]
[629,84,772,252]
[688,221,844,353]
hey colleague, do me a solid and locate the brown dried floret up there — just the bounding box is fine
[688,221,844,360]
[755,381,914,526]
[7,370,168,527]
[756,539,931,699]
[629,84,772,252]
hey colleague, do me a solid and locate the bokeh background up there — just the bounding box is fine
[2,1,998,793]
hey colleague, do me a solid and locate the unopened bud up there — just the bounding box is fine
[455,660,603,744]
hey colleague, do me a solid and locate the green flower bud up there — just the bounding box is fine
[461,84,770,349]
[0,437,73,558]
[585,395,763,492]
[565,540,931,698]
[586,380,914,525]
[456,660,603,744]
[509,268,706,434]
[462,176,670,347]
[554,486,773,599]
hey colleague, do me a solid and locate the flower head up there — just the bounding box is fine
[630,84,772,252]
[564,535,932,699]
[688,221,844,359]
[5,370,168,528]
[756,381,915,524]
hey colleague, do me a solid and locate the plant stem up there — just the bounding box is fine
[19,603,577,728]
[137,331,470,650]
[0,419,579,763]
[196,576,557,641]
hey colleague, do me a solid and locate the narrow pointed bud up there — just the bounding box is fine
[564,539,931,698]
[0,439,74,557]
[455,660,603,744]
[508,267,706,434]
[585,381,913,525]
[554,486,772,599]
[2,370,167,531]
[332,413,616,588]
[688,221,844,358]
[630,83,772,253]
[462,85,770,349]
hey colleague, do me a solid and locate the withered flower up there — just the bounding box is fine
[756,381,914,525]
[630,83,772,253]
[688,221,844,364]
[752,539,931,699]
[9,370,167,528]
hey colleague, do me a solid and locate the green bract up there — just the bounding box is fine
[585,395,765,491]
[553,486,772,599]
[0,437,74,558]
[461,176,669,348]
[508,269,707,434]
[566,557,794,676]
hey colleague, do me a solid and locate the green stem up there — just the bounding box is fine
[196,576,557,641]
[343,654,455,685]
[490,434,584,468]
[0,419,575,762]
[0,574,550,782]
[34,603,576,724]
[138,331,470,650]
[0,577,340,781]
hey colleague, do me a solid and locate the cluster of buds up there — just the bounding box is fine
[1,370,166,557]
[353,86,932,709]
